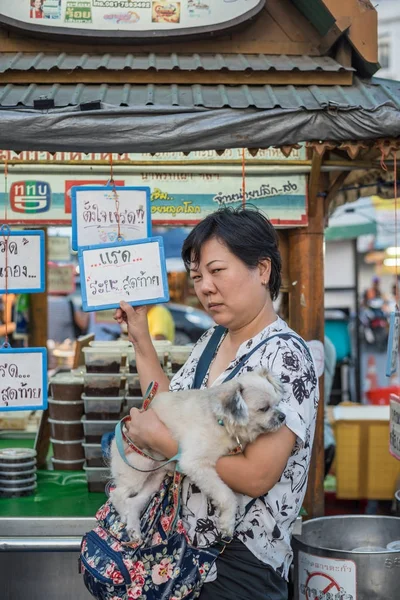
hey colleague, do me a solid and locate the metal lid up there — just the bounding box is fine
[48,399,84,406]
[0,448,37,461]
[51,457,85,464]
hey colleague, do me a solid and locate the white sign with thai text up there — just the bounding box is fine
[79,237,169,311]
[71,186,151,250]
[0,229,45,293]
[298,551,357,600]
[48,236,71,262]
[0,348,47,412]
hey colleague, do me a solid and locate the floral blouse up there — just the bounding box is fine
[169,317,319,581]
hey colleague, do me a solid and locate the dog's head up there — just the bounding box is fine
[212,369,285,444]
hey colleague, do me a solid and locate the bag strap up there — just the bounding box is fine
[192,325,226,389]
[193,327,313,390]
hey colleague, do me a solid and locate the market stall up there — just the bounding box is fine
[0,1,399,598]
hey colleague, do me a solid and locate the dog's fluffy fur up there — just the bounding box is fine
[110,369,285,540]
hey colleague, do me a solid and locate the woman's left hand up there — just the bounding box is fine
[125,408,178,458]
[125,408,161,449]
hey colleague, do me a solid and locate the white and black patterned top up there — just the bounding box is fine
[169,317,319,581]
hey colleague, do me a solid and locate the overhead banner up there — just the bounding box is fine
[0,166,307,228]
[0,0,265,41]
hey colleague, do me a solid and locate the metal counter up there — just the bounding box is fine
[0,517,95,599]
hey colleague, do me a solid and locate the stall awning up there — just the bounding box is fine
[0,77,398,153]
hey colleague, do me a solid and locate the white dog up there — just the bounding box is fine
[110,370,285,540]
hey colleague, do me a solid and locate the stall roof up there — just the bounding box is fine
[0,53,354,74]
[0,77,398,153]
[0,77,398,110]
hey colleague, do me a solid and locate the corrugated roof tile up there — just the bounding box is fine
[0,78,398,111]
[0,52,354,74]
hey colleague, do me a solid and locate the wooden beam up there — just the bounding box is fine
[318,17,351,55]
[0,70,353,86]
[288,155,327,519]
[324,170,350,219]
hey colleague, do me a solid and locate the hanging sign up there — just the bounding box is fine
[0,0,265,42]
[386,310,400,377]
[48,236,71,261]
[71,186,151,250]
[298,551,357,600]
[79,237,169,311]
[0,347,47,412]
[0,228,45,293]
[390,394,400,461]
[48,263,76,295]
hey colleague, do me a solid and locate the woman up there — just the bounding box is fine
[30,0,44,18]
[114,207,319,599]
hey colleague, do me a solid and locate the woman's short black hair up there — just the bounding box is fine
[181,207,282,301]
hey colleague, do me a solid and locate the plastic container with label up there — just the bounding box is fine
[82,394,124,420]
[126,374,141,397]
[50,373,84,401]
[0,448,37,466]
[83,463,111,493]
[48,399,84,421]
[51,438,85,461]
[170,345,193,373]
[83,373,124,397]
[81,416,119,443]
[0,467,36,482]
[82,347,123,373]
[0,483,37,498]
[83,443,107,468]
[48,418,84,441]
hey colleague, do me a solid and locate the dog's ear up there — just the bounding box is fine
[214,382,249,426]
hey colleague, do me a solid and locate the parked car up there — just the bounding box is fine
[167,303,215,345]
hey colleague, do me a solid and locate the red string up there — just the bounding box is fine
[3,161,9,345]
[380,148,388,172]
[109,155,121,241]
[241,148,246,208]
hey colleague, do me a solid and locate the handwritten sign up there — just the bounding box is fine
[0,348,47,412]
[386,310,400,377]
[79,237,169,312]
[390,394,400,461]
[48,236,71,262]
[71,186,151,250]
[48,263,76,295]
[0,229,45,293]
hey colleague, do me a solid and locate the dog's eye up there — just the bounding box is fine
[258,406,269,412]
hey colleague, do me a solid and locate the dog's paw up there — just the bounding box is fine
[218,513,235,538]
[126,516,142,543]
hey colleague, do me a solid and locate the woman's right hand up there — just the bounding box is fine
[114,300,150,347]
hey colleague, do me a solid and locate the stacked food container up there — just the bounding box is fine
[0,448,37,498]
[81,345,127,492]
[49,373,85,471]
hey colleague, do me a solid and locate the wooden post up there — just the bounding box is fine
[28,228,48,348]
[288,152,327,519]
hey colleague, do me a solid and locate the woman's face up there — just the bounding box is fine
[34,0,42,8]
[190,236,271,329]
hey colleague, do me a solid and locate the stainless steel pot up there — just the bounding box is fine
[292,515,400,600]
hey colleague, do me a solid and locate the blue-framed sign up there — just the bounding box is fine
[0,228,45,294]
[386,310,400,377]
[71,186,151,251]
[0,347,47,412]
[78,236,169,312]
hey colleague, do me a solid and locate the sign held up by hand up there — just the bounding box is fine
[390,394,400,461]
[71,186,151,250]
[0,347,47,412]
[79,237,169,312]
[0,228,45,293]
